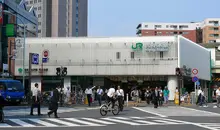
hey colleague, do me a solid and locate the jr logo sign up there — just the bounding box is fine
[132,42,143,50]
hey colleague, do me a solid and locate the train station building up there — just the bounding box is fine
[13,36,211,100]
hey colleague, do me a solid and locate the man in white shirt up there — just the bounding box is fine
[30,83,42,116]
[107,85,116,109]
[64,87,71,104]
[85,84,96,106]
[216,87,220,106]
[116,86,124,111]
[96,86,103,106]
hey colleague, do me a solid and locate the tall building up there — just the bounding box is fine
[137,18,220,43]
[25,0,88,37]
[0,0,38,74]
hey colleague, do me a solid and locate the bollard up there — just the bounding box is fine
[126,93,128,107]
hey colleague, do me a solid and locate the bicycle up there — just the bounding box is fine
[100,100,120,116]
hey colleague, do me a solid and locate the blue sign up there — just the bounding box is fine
[192,76,198,82]
[42,58,48,63]
[196,81,200,86]
[32,53,39,65]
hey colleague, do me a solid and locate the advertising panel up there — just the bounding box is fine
[178,36,211,80]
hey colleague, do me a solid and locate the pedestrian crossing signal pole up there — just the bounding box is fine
[56,66,67,107]
[176,68,183,105]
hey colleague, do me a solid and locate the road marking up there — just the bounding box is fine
[46,118,80,126]
[0,123,12,127]
[82,118,115,125]
[102,118,142,125]
[64,118,103,126]
[132,107,167,117]
[152,117,219,130]
[28,119,58,127]
[113,117,130,120]
[134,120,157,125]
[9,119,35,127]
[153,120,179,124]
[180,107,220,116]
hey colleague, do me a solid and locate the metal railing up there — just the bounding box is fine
[15,57,178,66]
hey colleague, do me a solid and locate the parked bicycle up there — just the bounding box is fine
[100,100,120,116]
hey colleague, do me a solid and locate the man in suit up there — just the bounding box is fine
[0,92,6,123]
[152,87,160,108]
[48,85,60,118]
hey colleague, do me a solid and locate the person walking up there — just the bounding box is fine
[96,86,103,106]
[116,86,124,111]
[152,87,160,108]
[0,92,6,123]
[30,83,42,116]
[48,85,60,118]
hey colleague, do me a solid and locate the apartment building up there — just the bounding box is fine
[137,18,220,43]
[202,18,220,43]
[25,0,88,37]
[136,22,201,42]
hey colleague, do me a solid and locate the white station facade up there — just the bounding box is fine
[13,36,211,100]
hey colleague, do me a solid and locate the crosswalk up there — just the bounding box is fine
[0,116,186,128]
[199,123,220,130]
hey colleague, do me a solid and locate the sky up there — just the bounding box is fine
[88,0,220,37]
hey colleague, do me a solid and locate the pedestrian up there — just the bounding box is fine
[64,87,71,104]
[85,84,96,106]
[0,92,6,123]
[96,86,103,106]
[163,86,170,105]
[152,87,160,108]
[116,86,124,111]
[48,85,60,118]
[30,83,42,116]
[131,87,139,107]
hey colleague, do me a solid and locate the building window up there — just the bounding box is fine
[38,22,41,25]
[38,7,41,10]
[38,30,41,33]
[38,14,41,18]
[182,32,189,34]
[34,0,37,3]
[38,0,41,2]
[155,25,162,28]
[145,25,148,28]
[131,52,134,59]
[30,0,33,4]
[166,25,169,28]
[160,52,163,59]
[116,52,121,60]
[209,40,216,43]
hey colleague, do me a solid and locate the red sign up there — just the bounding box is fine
[192,68,198,75]
[43,50,49,57]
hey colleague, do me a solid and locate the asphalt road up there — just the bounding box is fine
[1,105,220,130]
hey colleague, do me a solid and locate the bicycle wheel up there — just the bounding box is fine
[112,104,120,115]
[100,104,108,116]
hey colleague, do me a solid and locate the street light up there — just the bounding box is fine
[3,10,26,88]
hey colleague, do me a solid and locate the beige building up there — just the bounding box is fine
[202,18,220,43]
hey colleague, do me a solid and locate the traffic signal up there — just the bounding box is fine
[62,67,67,75]
[175,67,182,76]
[56,67,61,75]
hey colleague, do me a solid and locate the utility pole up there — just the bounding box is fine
[176,67,183,105]
[28,53,32,104]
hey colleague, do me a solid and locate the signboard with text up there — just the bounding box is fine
[131,42,171,52]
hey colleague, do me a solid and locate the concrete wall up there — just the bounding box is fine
[178,36,211,80]
[14,36,178,76]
